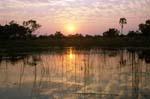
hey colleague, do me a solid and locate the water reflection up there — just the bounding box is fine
[69,48,75,60]
[138,49,150,63]
[0,48,150,99]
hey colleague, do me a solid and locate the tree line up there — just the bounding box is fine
[0,20,41,39]
[0,18,150,40]
[103,18,150,38]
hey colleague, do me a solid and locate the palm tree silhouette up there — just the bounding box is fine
[119,18,127,35]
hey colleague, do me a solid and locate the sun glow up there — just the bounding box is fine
[66,23,76,33]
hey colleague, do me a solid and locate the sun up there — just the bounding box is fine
[66,24,76,33]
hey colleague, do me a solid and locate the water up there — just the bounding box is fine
[0,48,150,99]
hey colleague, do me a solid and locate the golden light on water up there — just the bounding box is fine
[70,53,73,59]
[69,48,75,59]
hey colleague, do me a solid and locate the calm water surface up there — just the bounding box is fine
[0,48,150,99]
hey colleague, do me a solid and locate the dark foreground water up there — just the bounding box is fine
[0,48,150,99]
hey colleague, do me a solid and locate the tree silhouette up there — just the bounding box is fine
[119,18,127,35]
[67,33,84,39]
[127,31,140,37]
[0,25,4,38]
[0,21,27,39]
[103,28,119,37]
[54,31,64,39]
[139,19,150,37]
[23,20,41,35]
[0,20,41,39]
[8,21,28,39]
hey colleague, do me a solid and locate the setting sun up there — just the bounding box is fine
[66,24,76,33]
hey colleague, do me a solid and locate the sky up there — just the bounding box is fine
[0,0,150,35]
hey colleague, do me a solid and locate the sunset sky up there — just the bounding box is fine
[0,0,150,35]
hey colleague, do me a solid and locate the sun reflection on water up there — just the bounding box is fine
[69,48,75,60]
[0,49,150,99]
[70,53,73,59]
